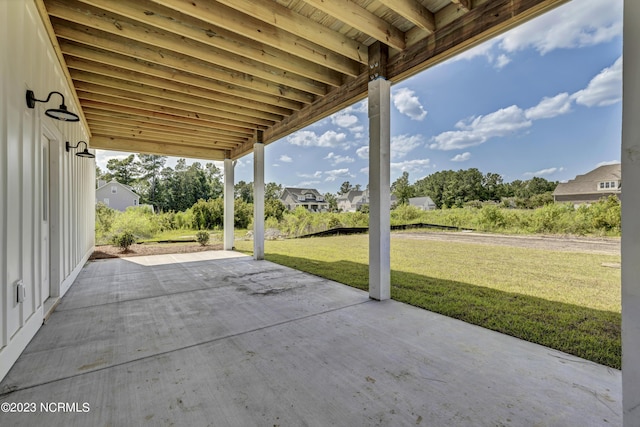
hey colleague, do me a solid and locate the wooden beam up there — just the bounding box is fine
[90,135,228,160]
[451,0,472,13]
[80,101,253,136]
[33,0,91,136]
[74,81,273,127]
[60,40,316,104]
[45,0,345,86]
[149,0,361,76]
[76,92,258,133]
[234,73,370,159]
[53,22,326,96]
[65,56,303,112]
[70,71,284,122]
[213,0,367,63]
[376,0,435,33]
[301,0,406,50]
[88,126,240,148]
[84,112,247,142]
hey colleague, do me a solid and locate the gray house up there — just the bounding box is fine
[96,180,140,211]
[553,164,621,204]
[337,190,366,212]
[280,187,329,212]
[409,196,437,210]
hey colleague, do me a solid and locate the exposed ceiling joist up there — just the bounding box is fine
[35,0,568,162]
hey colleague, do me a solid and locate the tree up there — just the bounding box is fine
[205,163,223,199]
[323,192,338,212]
[338,181,354,195]
[391,172,414,205]
[234,180,254,203]
[265,182,283,201]
[106,154,138,186]
[482,172,504,201]
[137,154,167,207]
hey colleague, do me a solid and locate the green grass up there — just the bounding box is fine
[235,235,621,368]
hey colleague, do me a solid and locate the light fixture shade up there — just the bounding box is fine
[66,141,95,159]
[26,90,80,122]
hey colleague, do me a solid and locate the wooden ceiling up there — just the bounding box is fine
[36,0,568,161]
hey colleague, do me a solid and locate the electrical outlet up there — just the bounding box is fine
[16,280,25,304]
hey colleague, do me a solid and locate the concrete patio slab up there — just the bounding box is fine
[0,251,621,426]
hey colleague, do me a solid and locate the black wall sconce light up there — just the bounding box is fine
[66,141,95,159]
[26,90,80,122]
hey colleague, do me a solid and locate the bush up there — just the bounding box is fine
[196,230,210,246]
[95,203,118,244]
[113,231,136,251]
[110,206,158,239]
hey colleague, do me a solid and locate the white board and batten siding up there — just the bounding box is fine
[0,1,95,381]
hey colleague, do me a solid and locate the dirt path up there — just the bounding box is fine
[392,231,621,256]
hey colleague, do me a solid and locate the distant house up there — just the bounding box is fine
[553,164,621,204]
[280,187,329,212]
[409,196,436,211]
[337,190,366,212]
[337,189,397,212]
[96,180,140,212]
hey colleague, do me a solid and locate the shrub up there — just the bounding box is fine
[95,203,118,244]
[110,206,158,239]
[196,230,210,246]
[113,231,136,251]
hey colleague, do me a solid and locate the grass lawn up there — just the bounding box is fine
[235,235,621,369]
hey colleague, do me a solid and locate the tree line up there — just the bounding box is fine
[97,154,557,213]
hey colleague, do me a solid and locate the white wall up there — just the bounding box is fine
[0,0,95,381]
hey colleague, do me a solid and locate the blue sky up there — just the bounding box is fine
[96,0,623,195]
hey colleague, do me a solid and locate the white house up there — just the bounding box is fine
[0,1,95,381]
[409,196,436,211]
[96,180,140,211]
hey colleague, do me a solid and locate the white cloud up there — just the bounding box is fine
[451,152,471,162]
[288,130,347,147]
[297,171,323,179]
[360,167,369,175]
[392,88,428,121]
[391,134,423,160]
[499,0,622,55]
[595,160,620,168]
[430,105,531,151]
[356,146,369,159]
[495,54,511,69]
[391,159,432,174]
[331,110,359,128]
[324,152,355,165]
[572,56,622,107]
[323,168,355,182]
[453,0,621,68]
[523,167,564,177]
[453,40,497,63]
[525,93,573,120]
[279,154,293,163]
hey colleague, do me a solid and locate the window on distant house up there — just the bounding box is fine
[111,185,117,193]
[104,198,109,206]
[134,199,138,205]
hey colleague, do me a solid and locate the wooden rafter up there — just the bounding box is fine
[33,0,568,161]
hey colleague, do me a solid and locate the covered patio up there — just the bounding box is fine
[0,252,621,426]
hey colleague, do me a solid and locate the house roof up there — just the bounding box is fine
[96,179,140,198]
[281,187,325,199]
[35,0,568,162]
[553,164,621,196]
[409,196,435,205]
